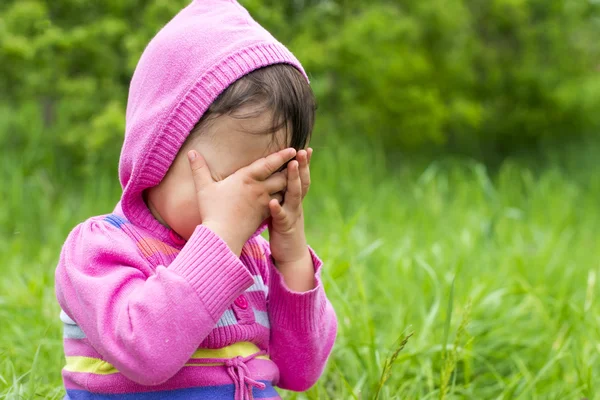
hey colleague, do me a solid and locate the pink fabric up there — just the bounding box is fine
[63,359,278,394]
[56,218,336,393]
[195,351,267,400]
[55,0,337,396]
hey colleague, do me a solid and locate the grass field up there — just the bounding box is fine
[1,138,600,399]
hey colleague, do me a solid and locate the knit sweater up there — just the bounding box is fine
[54,0,337,398]
[55,206,336,399]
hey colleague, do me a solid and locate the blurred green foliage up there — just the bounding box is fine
[1,0,600,176]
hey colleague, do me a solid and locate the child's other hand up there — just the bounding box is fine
[268,148,313,270]
[188,148,296,256]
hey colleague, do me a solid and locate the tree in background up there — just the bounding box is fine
[1,0,599,176]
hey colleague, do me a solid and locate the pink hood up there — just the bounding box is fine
[117,0,306,239]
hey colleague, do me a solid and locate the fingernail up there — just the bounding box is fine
[188,150,197,161]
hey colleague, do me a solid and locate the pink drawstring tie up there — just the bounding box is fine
[193,350,267,400]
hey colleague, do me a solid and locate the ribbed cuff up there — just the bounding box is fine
[169,225,253,321]
[268,246,327,332]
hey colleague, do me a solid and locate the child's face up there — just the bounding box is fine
[146,106,289,240]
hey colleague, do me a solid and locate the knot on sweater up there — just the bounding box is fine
[197,350,267,400]
[225,356,245,368]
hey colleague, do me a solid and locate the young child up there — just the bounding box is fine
[54,1,337,399]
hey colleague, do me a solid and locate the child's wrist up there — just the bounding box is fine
[201,220,244,256]
[273,246,311,269]
[270,228,308,265]
[272,249,315,292]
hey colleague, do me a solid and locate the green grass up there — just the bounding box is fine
[1,138,600,399]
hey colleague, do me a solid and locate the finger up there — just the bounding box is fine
[277,156,296,173]
[297,150,310,198]
[297,149,307,165]
[284,160,302,210]
[269,198,286,222]
[188,151,213,192]
[307,147,313,164]
[246,148,296,181]
[264,171,287,194]
[270,192,284,204]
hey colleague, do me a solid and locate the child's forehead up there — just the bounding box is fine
[183,112,290,178]
[201,110,291,151]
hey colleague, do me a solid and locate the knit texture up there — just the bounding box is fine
[55,212,337,397]
[55,0,336,398]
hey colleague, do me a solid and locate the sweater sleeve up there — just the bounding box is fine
[55,219,253,386]
[255,237,337,392]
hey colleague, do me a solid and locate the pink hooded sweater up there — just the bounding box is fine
[54,1,337,399]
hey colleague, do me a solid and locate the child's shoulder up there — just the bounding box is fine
[61,213,140,262]
[67,213,132,241]
[57,212,158,282]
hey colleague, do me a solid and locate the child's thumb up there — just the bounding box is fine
[188,150,213,191]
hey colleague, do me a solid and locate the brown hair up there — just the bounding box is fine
[188,64,316,150]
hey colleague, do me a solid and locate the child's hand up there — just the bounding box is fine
[188,148,296,256]
[268,149,313,280]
